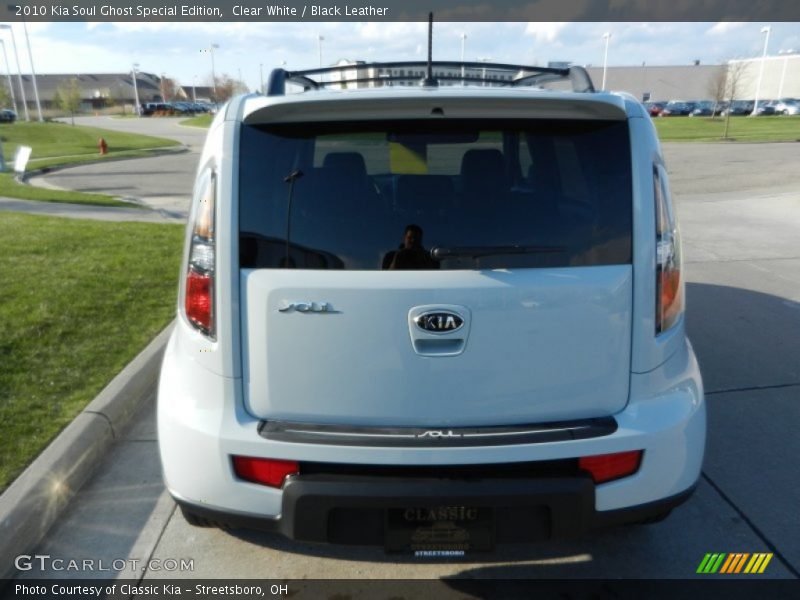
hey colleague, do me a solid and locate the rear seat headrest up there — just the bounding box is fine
[323,152,368,179]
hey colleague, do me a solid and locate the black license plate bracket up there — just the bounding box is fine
[385,506,495,554]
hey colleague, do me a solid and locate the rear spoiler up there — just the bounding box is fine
[243,93,629,125]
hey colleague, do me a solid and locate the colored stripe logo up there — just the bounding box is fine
[697,553,773,574]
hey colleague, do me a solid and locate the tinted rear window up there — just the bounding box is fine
[239,119,632,270]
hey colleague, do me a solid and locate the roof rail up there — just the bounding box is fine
[266,62,595,96]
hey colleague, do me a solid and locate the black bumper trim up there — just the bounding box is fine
[257,417,617,447]
[173,476,696,546]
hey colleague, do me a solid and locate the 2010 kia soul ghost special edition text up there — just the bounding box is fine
[157,60,705,554]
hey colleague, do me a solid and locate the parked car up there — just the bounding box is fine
[660,100,692,116]
[712,101,729,116]
[689,101,714,117]
[0,108,16,122]
[171,101,198,114]
[721,100,753,116]
[158,61,705,550]
[644,101,665,117]
[198,101,218,114]
[141,102,179,116]
[753,101,778,116]
[774,99,799,115]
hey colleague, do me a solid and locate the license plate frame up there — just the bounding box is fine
[385,506,495,554]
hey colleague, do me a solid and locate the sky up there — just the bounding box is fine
[3,21,799,91]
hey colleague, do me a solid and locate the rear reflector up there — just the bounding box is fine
[232,456,300,488]
[579,450,643,484]
[185,268,213,334]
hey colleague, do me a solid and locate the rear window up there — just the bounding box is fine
[239,119,632,270]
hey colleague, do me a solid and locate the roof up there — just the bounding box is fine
[16,72,162,102]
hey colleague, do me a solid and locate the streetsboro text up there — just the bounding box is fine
[15,584,275,596]
[49,5,224,17]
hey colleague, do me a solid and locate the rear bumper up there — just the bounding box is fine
[158,324,705,531]
[173,477,695,544]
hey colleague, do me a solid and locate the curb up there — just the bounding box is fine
[0,322,174,579]
[22,144,190,182]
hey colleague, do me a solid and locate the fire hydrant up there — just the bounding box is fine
[98,138,108,155]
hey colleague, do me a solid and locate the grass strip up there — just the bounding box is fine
[0,212,184,492]
[653,115,800,142]
[179,114,213,128]
[0,121,178,162]
[0,173,135,207]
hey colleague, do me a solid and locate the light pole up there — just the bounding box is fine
[460,32,467,85]
[317,34,325,67]
[601,32,611,91]
[131,63,140,116]
[21,18,42,121]
[777,49,794,99]
[0,25,28,121]
[477,57,492,87]
[0,39,18,115]
[201,43,219,102]
[752,25,771,116]
[192,75,197,102]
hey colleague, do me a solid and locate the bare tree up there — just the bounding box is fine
[210,74,234,103]
[707,66,727,120]
[206,73,249,104]
[56,78,82,125]
[0,84,10,111]
[723,60,749,139]
[160,76,179,102]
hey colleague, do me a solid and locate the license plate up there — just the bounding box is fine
[385,506,494,554]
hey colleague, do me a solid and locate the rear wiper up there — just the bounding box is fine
[430,245,566,259]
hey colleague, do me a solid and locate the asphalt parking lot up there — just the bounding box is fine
[13,119,800,581]
[32,116,205,218]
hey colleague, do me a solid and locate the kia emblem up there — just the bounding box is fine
[414,311,464,333]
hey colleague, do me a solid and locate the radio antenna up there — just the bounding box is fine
[422,12,438,87]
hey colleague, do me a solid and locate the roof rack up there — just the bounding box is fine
[266,61,595,96]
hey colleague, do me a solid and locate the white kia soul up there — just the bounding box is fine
[157,60,705,552]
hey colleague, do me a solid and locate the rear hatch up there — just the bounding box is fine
[239,108,633,427]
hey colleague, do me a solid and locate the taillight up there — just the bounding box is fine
[654,167,683,334]
[183,170,216,338]
[579,450,643,484]
[232,456,300,488]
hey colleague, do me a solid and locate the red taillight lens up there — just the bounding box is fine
[579,450,643,484]
[185,268,213,333]
[232,456,300,488]
[183,169,215,338]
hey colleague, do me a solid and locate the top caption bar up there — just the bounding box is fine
[2,0,800,22]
